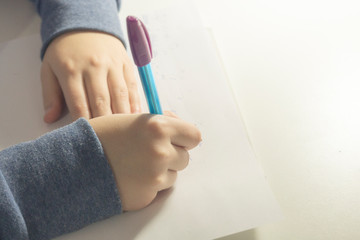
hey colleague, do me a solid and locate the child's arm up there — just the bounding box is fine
[29,0,141,123]
[0,118,122,240]
[0,114,201,239]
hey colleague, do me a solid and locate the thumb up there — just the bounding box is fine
[41,63,64,123]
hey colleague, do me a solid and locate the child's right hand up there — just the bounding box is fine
[89,112,202,211]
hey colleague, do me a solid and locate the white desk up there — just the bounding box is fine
[196,0,360,239]
[2,0,360,239]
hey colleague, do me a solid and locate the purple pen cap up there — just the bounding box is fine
[127,16,153,67]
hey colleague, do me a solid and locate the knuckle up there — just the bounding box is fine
[112,86,129,100]
[94,95,109,109]
[149,175,164,188]
[147,117,168,137]
[117,87,129,99]
[89,55,106,68]
[71,102,88,116]
[127,80,138,91]
[61,59,77,75]
[151,145,171,160]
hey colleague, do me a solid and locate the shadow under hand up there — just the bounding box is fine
[215,228,257,240]
[0,0,39,43]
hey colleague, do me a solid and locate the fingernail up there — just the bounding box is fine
[44,104,53,114]
[43,107,53,123]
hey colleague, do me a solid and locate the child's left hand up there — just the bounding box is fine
[41,31,141,123]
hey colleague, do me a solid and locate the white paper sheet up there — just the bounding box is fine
[0,6,281,240]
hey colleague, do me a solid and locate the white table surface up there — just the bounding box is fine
[1,0,360,239]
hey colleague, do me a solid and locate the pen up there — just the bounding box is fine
[126,16,163,114]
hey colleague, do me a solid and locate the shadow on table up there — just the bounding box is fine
[216,229,257,240]
[55,188,173,240]
[0,0,39,43]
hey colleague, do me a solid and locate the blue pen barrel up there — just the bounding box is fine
[138,64,163,114]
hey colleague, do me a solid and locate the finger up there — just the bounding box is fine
[108,68,131,113]
[61,75,91,120]
[164,111,180,119]
[158,170,177,191]
[123,63,141,113]
[84,69,112,117]
[41,63,64,123]
[167,117,202,149]
[168,145,190,171]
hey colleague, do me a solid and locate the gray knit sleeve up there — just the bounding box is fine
[28,0,124,59]
[0,118,122,240]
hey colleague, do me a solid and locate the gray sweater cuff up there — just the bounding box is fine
[37,0,125,59]
[0,118,122,239]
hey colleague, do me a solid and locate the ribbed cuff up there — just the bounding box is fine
[38,0,125,59]
[0,118,122,239]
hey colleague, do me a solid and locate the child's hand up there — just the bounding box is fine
[89,112,202,211]
[41,31,141,123]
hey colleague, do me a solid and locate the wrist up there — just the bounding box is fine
[38,0,125,59]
